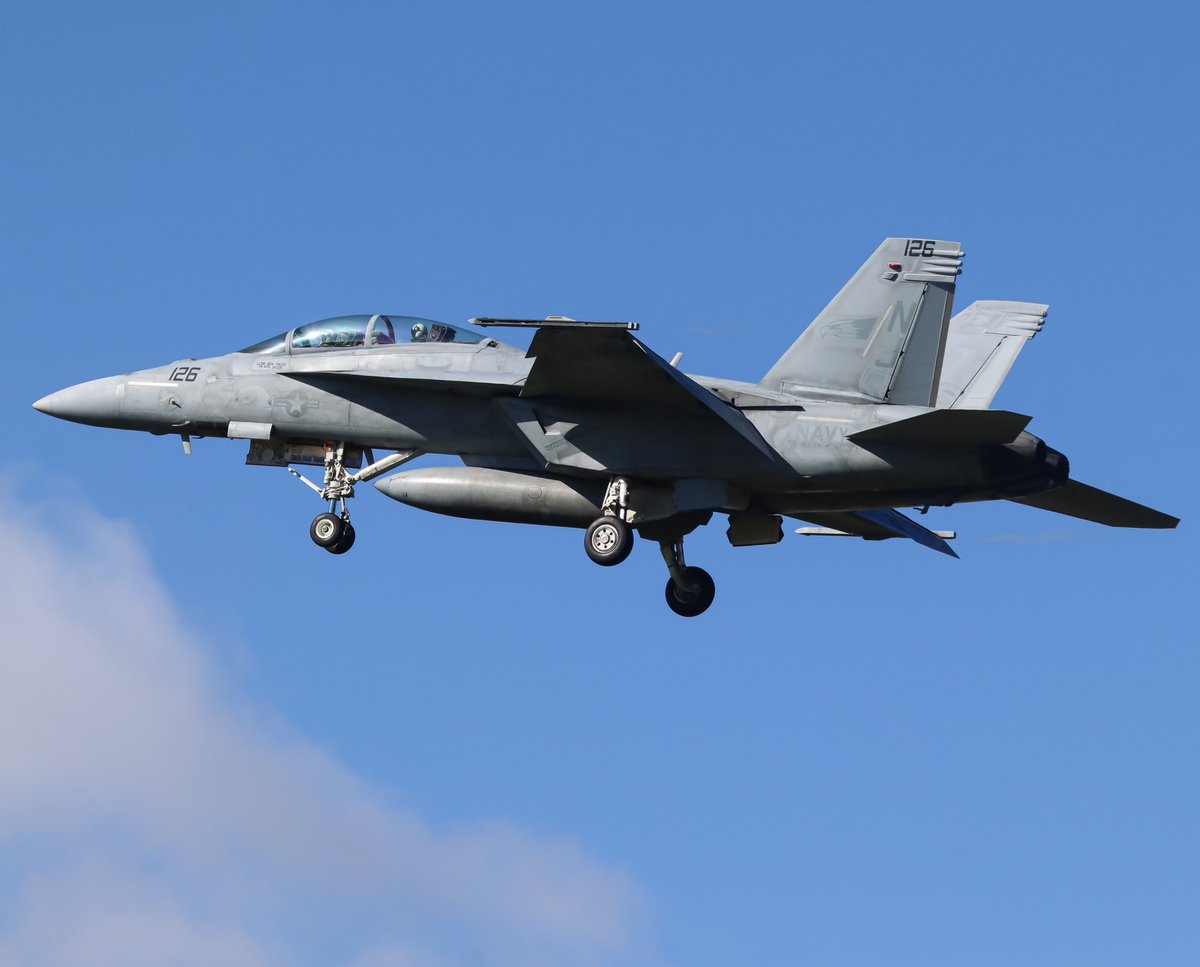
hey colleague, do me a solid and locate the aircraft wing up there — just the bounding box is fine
[791,508,959,557]
[517,326,780,463]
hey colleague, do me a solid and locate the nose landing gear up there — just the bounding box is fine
[287,443,419,555]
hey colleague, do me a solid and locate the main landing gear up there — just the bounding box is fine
[659,539,716,618]
[583,477,717,617]
[287,442,418,555]
[584,476,636,566]
[585,515,633,566]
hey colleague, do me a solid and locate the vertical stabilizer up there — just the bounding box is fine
[936,301,1048,409]
[760,238,963,404]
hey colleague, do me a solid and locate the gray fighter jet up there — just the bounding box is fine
[33,239,1178,616]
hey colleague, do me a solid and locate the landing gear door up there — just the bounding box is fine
[245,440,363,468]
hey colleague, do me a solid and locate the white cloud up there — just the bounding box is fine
[0,502,646,967]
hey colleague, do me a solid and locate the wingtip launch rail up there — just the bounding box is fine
[471,317,640,331]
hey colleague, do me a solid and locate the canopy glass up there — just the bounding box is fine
[239,315,484,354]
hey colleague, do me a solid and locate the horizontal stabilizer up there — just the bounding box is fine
[1010,481,1179,529]
[849,408,1031,446]
[792,508,959,557]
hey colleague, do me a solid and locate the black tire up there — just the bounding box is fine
[664,566,716,617]
[327,522,356,555]
[310,512,345,548]
[585,516,633,566]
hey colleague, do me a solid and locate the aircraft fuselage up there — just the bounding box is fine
[35,342,1063,516]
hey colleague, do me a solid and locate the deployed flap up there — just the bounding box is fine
[760,238,963,405]
[1010,481,1179,529]
[848,408,1031,446]
[937,301,1048,409]
[792,509,959,557]
[520,327,779,462]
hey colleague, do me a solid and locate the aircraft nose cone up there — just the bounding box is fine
[31,377,122,426]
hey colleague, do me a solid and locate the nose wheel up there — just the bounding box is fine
[310,511,356,554]
[310,512,344,547]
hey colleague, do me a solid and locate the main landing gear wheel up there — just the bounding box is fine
[585,516,633,566]
[664,566,716,617]
[310,512,345,548]
[658,537,715,616]
[326,522,356,555]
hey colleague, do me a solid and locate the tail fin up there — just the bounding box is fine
[936,301,1047,409]
[760,238,963,405]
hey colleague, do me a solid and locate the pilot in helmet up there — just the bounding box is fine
[410,322,427,342]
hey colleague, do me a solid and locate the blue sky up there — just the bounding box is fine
[2,2,1197,965]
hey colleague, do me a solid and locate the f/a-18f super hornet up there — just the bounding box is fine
[33,238,1178,616]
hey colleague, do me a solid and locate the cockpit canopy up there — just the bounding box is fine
[239,315,485,354]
